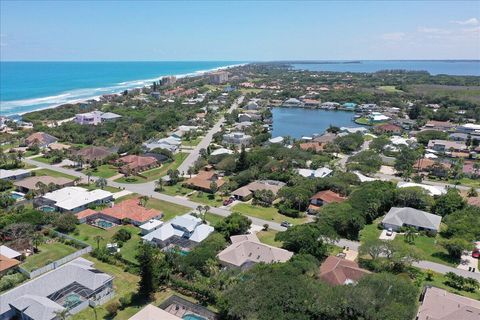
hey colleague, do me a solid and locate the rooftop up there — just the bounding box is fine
[43,187,112,211]
[382,207,442,231]
[319,256,370,286]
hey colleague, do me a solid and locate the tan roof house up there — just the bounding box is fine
[217,233,293,269]
[116,155,158,174]
[184,170,225,193]
[73,146,113,162]
[14,176,74,193]
[232,180,286,201]
[25,132,58,148]
[318,256,370,286]
[417,286,480,320]
[129,304,181,320]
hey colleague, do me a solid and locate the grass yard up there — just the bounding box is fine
[359,220,383,243]
[87,164,119,178]
[232,203,308,225]
[182,136,203,147]
[422,270,480,301]
[188,191,224,207]
[115,153,188,184]
[32,156,55,164]
[204,212,224,226]
[257,230,282,247]
[408,84,480,104]
[21,242,78,271]
[34,168,77,180]
[70,224,141,264]
[392,234,456,267]
[446,177,480,188]
[377,85,403,93]
[22,162,37,169]
[160,183,192,196]
[354,117,372,125]
[145,197,191,221]
[78,183,121,193]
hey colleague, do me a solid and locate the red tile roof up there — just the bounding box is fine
[319,256,370,286]
[76,208,97,220]
[117,155,157,171]
[0,254,20,273]
[310,190,346,204]
[184,170,225,191]
[100,198,162,223]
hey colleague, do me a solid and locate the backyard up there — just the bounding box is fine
[21,242,78,272]
[257,230,282,247]
[232,203,308,225]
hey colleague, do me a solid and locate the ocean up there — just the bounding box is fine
[292,60,480,76]
[0,61,243,116]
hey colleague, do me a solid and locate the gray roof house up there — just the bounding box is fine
[382,207,442,233]
[0,258,114,320]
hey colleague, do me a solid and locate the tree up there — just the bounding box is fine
[275,224,331,259]
[444,206,480,241]
[31,232,43,252]
[154,178,164,191]
[210,181,218,194]
[187,167,194,178]
[85,169,93,184]
[95,177,107,190]
[136,243,169,298]
[94,235,104,250]
[346,150,382,174]
[433,188,466,217]
[467,187,478,197]
[404,226,417,244]
[54,213,78,232]
[394,145,419,179]
[53,309,70,320]
[35,181,47,196]
[359,238,386,260]
[139,195,149,207]
[113,228,132,242]
[440,238,473,260]
[215,212,251,239]
[395,187,433,210]
[316,202,365,240]
[236,145,248,171]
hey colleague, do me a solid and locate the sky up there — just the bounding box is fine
[1,0,479,61]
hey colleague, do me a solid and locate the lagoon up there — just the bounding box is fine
[271,107,361,139]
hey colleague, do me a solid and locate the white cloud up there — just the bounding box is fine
[417,27,451,35]
[381,32,406,41]
[451,18,479,26]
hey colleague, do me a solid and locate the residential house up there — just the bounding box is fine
[142,214,214,251]
[463,161,479,178]
[0,245,22,275]
[184,170,225,193]
[397,182,447,196]
[0,169,30,181]
[222,132,252,147]
[160,76,177,86]
[129,304,181,320]
[373,123,402,135]
[308,190,346,214]
[210,148,233,156]
[381,207,442,233]
[116,155,158,174]
[40,186,113,213]
[368,112,390,123]
[414,158,451,176]
[0,258,114,320]
[232,180,286,201]
[268,136,284,144]
[424,120,456,132]
[302,99,320,108]
[73,146,113,163]
[144,136,181,153]
[342,102,357,110]
[456,123,480,134]
[320,102,340,109]
[14,176,74,193]
[244,101,260,110]
[299,141,325,153]
[416,286,480,320]
[25,132,58,148]
[427,140,467,153]
[313,133,337,144]
[282,98,303,108]
[48,142,71,152]
[77,198,162,226]
[238,113,261,122]
[297,167,332,179]
[339,127,368,134]
[139,219,164,236]
[75,110,122,125]
[319,256,370,286]
[217,233,293,269]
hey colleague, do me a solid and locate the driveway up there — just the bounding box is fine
[379,229,397,240]
[457,253,479,273]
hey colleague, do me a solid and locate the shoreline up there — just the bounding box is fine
[1,62,247,117]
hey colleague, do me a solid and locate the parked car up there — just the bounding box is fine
[386,228,393,236]
[223,197,235,206]
[473,249,480,259]
[281,221,293,228]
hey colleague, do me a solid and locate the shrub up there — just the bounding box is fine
[277,204,303,218]
[113,228,132,242]
[105,301,121,316]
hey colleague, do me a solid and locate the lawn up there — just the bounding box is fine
[22,162,37,169]
[359,220,383,243]
[115,153,188,184]
[21,242,78,271]
[145,197,191,221]
[354,117,372,125]
[34,168,77,180]
[204,212,224,226]
[78,183,121,193]
[232,203,308,225]
[70,224,141,264]
[377,85,403,93]
[188,191,224,207]
[392,234,456,267]
[32,156,55,164]
[160,183,192,196]
[87,164,119,179]
[182,136,203,147]
[422,270,480,301]
[446,177,480,188]
[257,230,282,247]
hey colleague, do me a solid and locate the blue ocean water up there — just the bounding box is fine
[271,107,361,138]
[293,60,480,76]
[0,61,243,115]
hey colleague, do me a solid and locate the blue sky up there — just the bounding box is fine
[1,1,479,61]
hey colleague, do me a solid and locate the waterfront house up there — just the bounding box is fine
[340,127,368,134]
[313,132,337,144]
[222,132,252,147]
[302,99,320,108]
[14,175,74,193]
[77,197,162,226]
[381,207,442,233]
[40,186,113,213]
[217,233,293,269]
[232,180,286,201]
[75,110,122,125]
[238,113,261,122]
[282,98,303,108]
[268,136,284,144]
[299,141,325,152]
[308,190,346,213]
[319,256,370,286]
[368,112,389,123]
[416,286,480,320]
[25,132,58,148]
[244,101,260,110]
[116,155,158,174]
[320,102,340,109]
[0,169,30,181]
[373,123,402,135]
[184,170,225,193]
[427,139,467,153]
[342,102,357,110]
[0,257,114,320]
[72,146,113,163]
[142,213,214,250]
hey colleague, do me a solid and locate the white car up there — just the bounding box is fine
[386,228,393,236]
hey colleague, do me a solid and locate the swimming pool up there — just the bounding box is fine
[63,293,82,309]
[96,219,114,229]
[39,205,56,212]
[10,192,25,200]
[182,314,207,320]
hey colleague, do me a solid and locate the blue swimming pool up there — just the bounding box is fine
[96,219,114,229]
[39,205,56,212]
[182,314,207,320]
[10,192,25,200]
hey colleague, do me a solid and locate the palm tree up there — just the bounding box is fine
[31,232,43,252]
[85,170,93,184]
[187,167,194,178]
[139,196,149,207]
[93,235,103,250]
[35,181,47,196]
[95,177,108,190]
[53,309,70,320]
[404,227,416,244]
[155,178,164,191]
[202,205,210,223]
[73,177,81,186]
[196,205,204,218]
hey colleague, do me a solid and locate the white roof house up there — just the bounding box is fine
[142,214,214,247]
[0,245,22,259]
[340,127,368,134]
[268,136,284,144]
[211,148,233,156]
[297,167,332,179]
[397,182,447,196]
[42,187,113,213]
[382,207,442,232]
[0,169,30,181]
[139,219,164,236]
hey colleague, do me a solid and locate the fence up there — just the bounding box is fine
[18,230,92,279]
